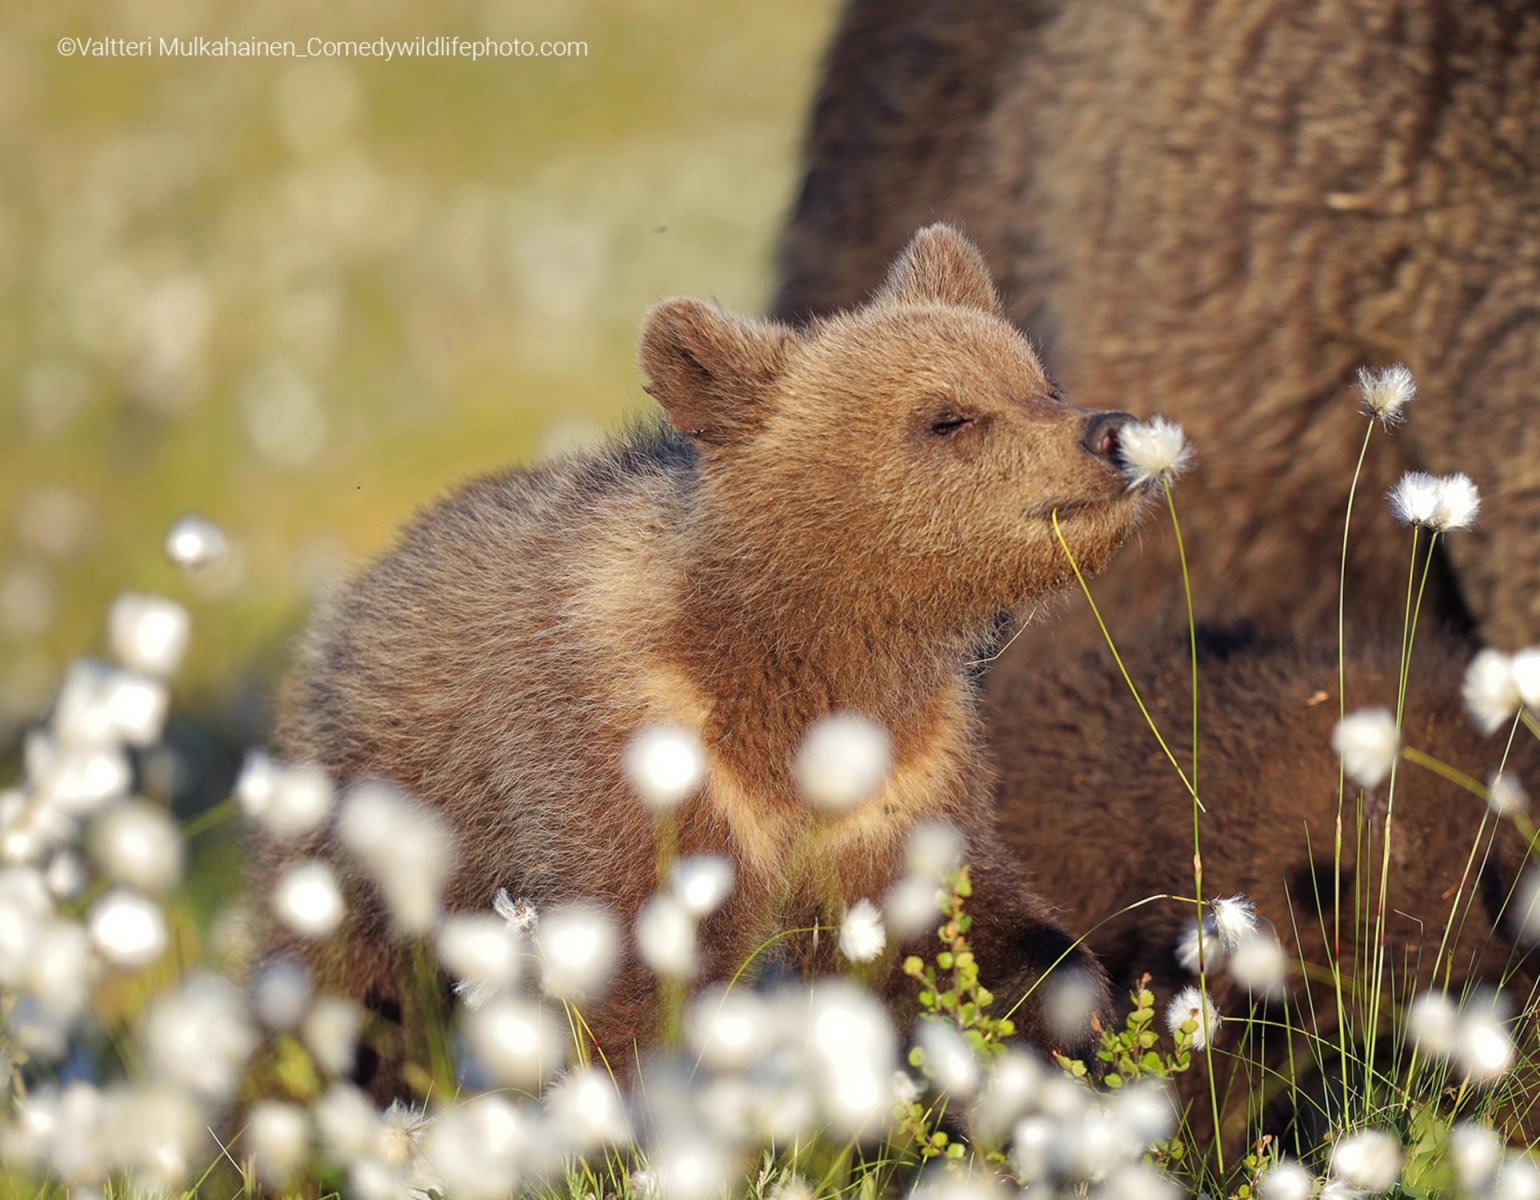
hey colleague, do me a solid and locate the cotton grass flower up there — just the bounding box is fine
[686,986,770,1070]
[1329,1129,1402,1192]
[1513,647,1540,709]
[106,593,189,677]
[272,860,346,939]
[635,892,698,979]
[419,1095,528,1200]
[1464,649,1524,734]
[885,875,945,940]
[917,1019,981,1097]
[837,898,886,963]
[622,724,707,813]
[141,972,256,1103]
[795,712,892,814]
[802,981,899,1136]
[1175,914,1221,974]
[1117,415,1192,489]
[1489,772,1529,817]
[1042,968,1102,1047]
[251,958,312,1031]
[236,753,333,839]
[247,1101,311,1188]
[337,782,453,935]
[1333,707,1400,788]
[88,889,167,968]
[1389,470,1481,531]
[1357,363,1415,427]
[1457,999,1515,1084]
[1259,1160,1315,1200]
[544,1067,631,1151]
[535,902,618,1000]
[1166,985,1220,1050]
[1406,991,1461,1057]
[1388,470,1440,527]
[1229,932,1289,997]
[493,887,538,932]
[1433,472,1481,531]
[303,995,363,1077]
[89,800,183,894]
[164,513,229,569]
[1450,1123,1503,1195]
[905,822,964,880]
[464,997,565,1090]
[670,854,734,916]
[437,912,522,1009]
[1210,895,1259,949]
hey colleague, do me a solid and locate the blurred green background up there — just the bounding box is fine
[0,0,836,759]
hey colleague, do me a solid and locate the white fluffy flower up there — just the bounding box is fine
[1388,470,1440,527]
[1042,968,1102,1047]
[272,861,346,939]
[535,903,618,1001]
[1450,1123,1503,1195]
[544,1067,631,1151]
[635,892,698,979]
[1210,895,1259,950]
[465,997,564,1090]
[141,972,256,1103]
[670,855,734,916]
[622,725,707,814]
[1512,647,1540,709]
[247,1101,311,1188]
[337,783,454,935]
[1406,991,1460,1057]
[251,958,312,1031]
[89,800,183,894]
[1458,1000,1515,1084]
[1259,1160,1315,1200]
[1357,363,1415,427]
[904,822,964,880]
[88,889,168,969]
[1117,415,1193,489]
[1464,649,1523,735]
[107,594,190,677]
[1176,914,1222,974]
[685,986,770,1070]
[884,875,945,941]
[837,899,887,964]
[52,661,168,749]
[1432,472,1481,532]
[437,913,522,1009]
[803,981,899,1137]
[1333,707,1400,789]
[419,1095,528,1200]
[1489,772,1529,818]
[794,713,892,815]
[492,887,538,932]
[236,753,333,839]
[303,995,362,1077]
[917,1019,981,1097]
[1229,933,1289,997]
[1330,1129,1402,1192]
[1166,985,1220,1051]
[164,513,229,569]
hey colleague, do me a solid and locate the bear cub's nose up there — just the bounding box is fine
[1081,411,1133,464]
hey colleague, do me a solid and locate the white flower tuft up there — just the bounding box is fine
[837,899,887,964]
[88,889,168,968]
[248,1101,311,1188]
[1228,933,1289,997]
[916,1018,981,1097]
[1356,363,1415,426]
[545,1067,631,1152]
[904,822,964,880]
[89,800,184,894]
[465,997,564,1090]
[492,887,538,932]
[635,892,698,980]
[1512,647,1540,709]
[535,903,619,1001]
[303,995,362,1077]
[1488,772,1529,818]
[1117,416,1193,490]
[1463,649,1523,735]
[1258,1160,1315,1200]
[437,913,522,1009]
[1388,470,1440,527]
[670,855,734,917]
[164,512,229,569]
[141,972,256,1103]
[1432,472,1481,532]
[1209,895,1259,951]
[1175,914,1222,974]
[1166,985,1220,1050]
[1330,1129,1402,1192]
[236,753,333,840]
[622,724,707,814]
[795,713,892,815]
[337,783,454,935]
[107,593,190,677]
[1406,991,1461,1057]
[1450,1123,1503,1195]
[272,860,346,940]
[1389,471,1481,532]
[1042,968,1103,1048]
[1333,707,1400,789]
[884,875,945,941]
[1457,999,1515,1084]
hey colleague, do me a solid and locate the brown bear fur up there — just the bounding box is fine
[261,225,1150,1097]
[772,0,1540,650]
[988,628,1540,1147]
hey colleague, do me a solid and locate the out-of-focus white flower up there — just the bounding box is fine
[43,850,87,901]
[106,594,189,677]
[838,899,886,964]
[1330,1129,1402,1192]
[636,892,698,979]
[1406,991,1461,1057]
[1433,473,1481,532]
[803,981,899,1137]
[303,995,363,1077]
[141,972,256,1103]
[1388,471,1440,527]
[1333,708,1400,788]
[917,1019,981,1097]
[0,867,52,986]
[465,997,565,1091]
[88,889,167,968]
[337,783,454,935]
[89,800,183,894]
[102,1083,205,1192]
[1497,1154,1540,1200]
[1464,649,1523,735]
[1515,870,1540,945]
[1458,999,1515,1084]
[885,876,944,941]
[164,513,229,569]
[272,860,346,939]
[622,724,707,814]
[1176,914,1222,974]
[1512,647,1540,710]
[251,958,312,1031]
[1258,1160,1314,1200]
[493,887,538,932]
[1042,968,1101,1047]
[1451,1123,1503,1195]
[420,1095,528,1200]
[1011,1115,1057,1184]
[670,854,734,917]
[236,753,333,839]
[1489,772,1529,818]
[1209,895,1259,949]
[535,903,618,1001]
[905,822,964,880]
[437,913,522,1009]
[314,1083,382,1165]
[970,1050,1043,1144]
[1118,415,1192,490]
[1166,985,1220,1051]
[544,1067,631,1151]
[685,986,769,1071]
[794,713,892,815]
[53,661,168,749]
[248,1101,311,1188]
[647,1135,733,1200]
[1357,363,1415,427]
[25,917,95,1026]
[26,736,131,818]
[1228,932,1289,997]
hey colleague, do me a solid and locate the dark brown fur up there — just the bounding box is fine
[261,226,1150,1097]
[989,629,1540,1147]
[773,0,1540,649]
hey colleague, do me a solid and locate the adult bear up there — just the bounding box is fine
[773,0,1540,649]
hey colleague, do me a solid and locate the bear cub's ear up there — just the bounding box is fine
[639,299,795,448]
[876,223,1002,316]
